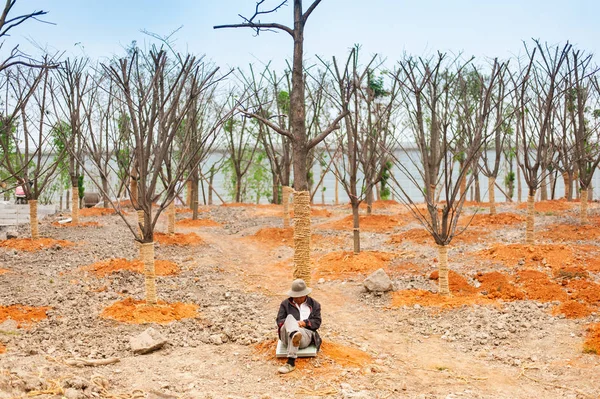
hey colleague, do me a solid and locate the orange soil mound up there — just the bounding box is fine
[248,227,293,245]
[477,244,574,268]
[318,214,404,232]
[0,268,9,275]
[517,200,574,212]
[394,262,428,276]
[390,228,487,244]
[429,270,478,295]
[0,238,75,252]
[82,258,179,277]
[154,232,204,246]
[584,323,600,354]
[475,272,525,301]
[0,305,50,327]
[552,301,593,319]
[253,339,372,371]
[567,280,600,304]
[0,343,5,354]
[176,218,221,227]
[100,298,198,324]
[390,289,493,309]
[79,208,119,217]
[461,213,525,227]
[516,270,568,302]
[540,224,600,242]
[52,221,101,228]
[462,201,492,207]
[314,251,395,279]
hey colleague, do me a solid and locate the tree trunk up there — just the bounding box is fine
[574,171,580,199]
[137,209,144,237]
[29,199,39,240]
[366,188,373,215]
[167,201,175,234]
[459,160,467,199]
[438,245,449,296]
[352,201,360,255]
[101,175,109,208]
[282,186,293,228]
[334,177,339,205]
[526,192,535,245]
[540,174,548,201]
[517,165,522,203]
[140,242,157,305]
[235,177,242,203]
[71,186,79,224]
[192,176,199,220]
[130,177,138,208]
[186,180,192,207]
[474,173,481,202]
[488,177,496,215]
[59,195,63,211]
[580,188,588,224]
[588,184,593,201]
[208,171,214,205]
[272,173,280,204]
[292,190,311,286]
[563,172,571,201]
[549,171,556,200]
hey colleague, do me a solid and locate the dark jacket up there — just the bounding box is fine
[276,296,322,351]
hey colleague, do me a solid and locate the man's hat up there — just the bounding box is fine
[287,279,312,298]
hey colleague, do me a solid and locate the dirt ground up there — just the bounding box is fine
[0,200,599,398]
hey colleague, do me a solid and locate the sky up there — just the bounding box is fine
[7,0,600,72]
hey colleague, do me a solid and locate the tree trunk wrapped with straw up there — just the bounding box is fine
[282,186,293,228]
[437,245,449,296]
[580,188,588,224]
[293,190,311,285]
[488,177,496,215]
[71,186,79,224]
[526,193,535,244]
[167,201,175,234]
[140,242,157,305]
[29,199,39,240]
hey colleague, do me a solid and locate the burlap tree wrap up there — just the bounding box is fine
[168,201,175,234]
[580,188,588,224]
[282,186,293,228]
[488,177,496,215]
[71,187,79,224]
[334,178,339,205]
[526,194,535,245]
[293,190,311,286]
[438,245,449,296]
[29,200,39,240]
[140,242,157,304]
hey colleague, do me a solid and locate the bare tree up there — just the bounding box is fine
[513,41,570,244]
[215,0,347,285]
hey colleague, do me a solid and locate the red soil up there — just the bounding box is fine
[82,258,180,277]
[567,280,600,304]
[476,244,574,268]
[52,221,102,228]
[584,323,600,354]
[540,224,600,242]
[460,213,525,227]
[247,227,293,246]
[0,238,75,252]
[154,232,204,246]
[314,251,395,279]
[100,298,198,324]
[429,270,478,295]
[0,268,9,275]
[79,208,120,217]
[0,305,50,327]
[253,339,372,372]
[475,272,525,301]
[553,266,589,280]
[390,228,487,245]
[317,214,404,232]
[516,270,568,302]
[176,218,221,227]
[517,200,575,212]
[552,301,594,319]
[0,343,5,354]
[390,289,494,309]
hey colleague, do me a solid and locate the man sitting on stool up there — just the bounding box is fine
[276,279,322,374]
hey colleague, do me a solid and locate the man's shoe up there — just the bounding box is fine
[292,332,302,347]
[278,363,295,374]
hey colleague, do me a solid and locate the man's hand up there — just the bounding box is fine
[298,321,306,328]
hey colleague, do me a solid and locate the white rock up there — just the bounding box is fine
[130,327,167,354]
[363,268,393,292]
